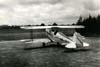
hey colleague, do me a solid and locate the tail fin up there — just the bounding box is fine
[72,32,77,43]
[72,32,84,48]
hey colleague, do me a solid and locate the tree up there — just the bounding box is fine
[40,23,45,26]
[76,15,100,36]
[77,16,82,25]
[52,22,58,26]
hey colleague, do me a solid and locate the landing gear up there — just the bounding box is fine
[42,42,46,47]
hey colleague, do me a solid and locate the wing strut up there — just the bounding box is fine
[30,29,33,41]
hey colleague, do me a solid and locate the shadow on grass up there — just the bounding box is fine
[23,44,92,53]
[63,48,92,53]
[24,45,64,50]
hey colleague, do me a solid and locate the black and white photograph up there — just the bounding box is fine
[0,0,100,67]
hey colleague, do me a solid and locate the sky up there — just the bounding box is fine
[0,0,100,25]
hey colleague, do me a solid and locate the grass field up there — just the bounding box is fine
[0,37,99,67]
[0,29,75,41]
[0,29,46,41]
[0,29,100,67]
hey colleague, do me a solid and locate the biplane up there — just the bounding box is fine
[21,26,90,50]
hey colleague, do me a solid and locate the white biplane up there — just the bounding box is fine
[21,26,90,50]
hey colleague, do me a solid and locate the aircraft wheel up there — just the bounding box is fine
[42,42,46,47]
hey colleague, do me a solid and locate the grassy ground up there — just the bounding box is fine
[0,37,99,67]
[0,32,47,41]
[0,29,100,67]
[0,29,75,41]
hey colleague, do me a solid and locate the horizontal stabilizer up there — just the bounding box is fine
[65,42,76,48]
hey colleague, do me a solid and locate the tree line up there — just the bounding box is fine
[76,15,100,36]
[0,23,59,29]
[0,25,20,29]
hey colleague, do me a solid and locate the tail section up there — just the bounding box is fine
[73,32,83,44]
[72,32,90,48]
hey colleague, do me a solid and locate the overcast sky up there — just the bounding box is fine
[0,0,100,25]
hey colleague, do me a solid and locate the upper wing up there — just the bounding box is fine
[21,26,51,29]
[21,26,84,29]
